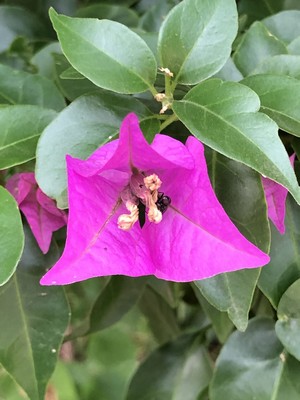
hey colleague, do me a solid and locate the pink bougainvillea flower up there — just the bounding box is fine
[40,113,269,285]
[262,154,295,234]
[6,172,68,253]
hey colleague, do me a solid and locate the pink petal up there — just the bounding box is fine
[6,172,35,204]
[21,193,55,253]
[36,189,68,223]
[40,155,153,285]
[146,136,270,281]
[41,114,269,285]
[262,154,295,234]
[6,172,67,254]
[41,114,195,285]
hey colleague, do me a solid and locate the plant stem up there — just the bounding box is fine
[148,85,159,97]
[165,74,172,98]
[159,113,178,131]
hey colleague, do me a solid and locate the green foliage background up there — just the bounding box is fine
[1,0,300,399]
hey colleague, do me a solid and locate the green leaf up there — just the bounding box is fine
[139,286,180,344]
[49,362,80,400]
[126,335,213,400]
[213,57,243,82]
[157,0,238,85]
[49,8,157,94]
[147,277,178,308]
[132,29,159,63]
[193,149,270,331]
[288,37,300,55]
[31,42,62,79]
[173,79,300,204]
[242,74,300,136]
[193,286,233,343]
[276,279,300,361]
[238,0,284,26]
[205,148,271,251]
[139,117,161,143]
[210,317,300,400]
[233,21,287,77]
[0,105,56,169]
[11,0,78,18]
[76,4,139,27]
[139,1,173,32]
[0,226,69,400]
[262,10,300,44]
[60,66,84,80]
[86,314,139,399]
[0,187,24,285]
[35,92,157,208]
[0,6,47,52]
[251,54,300,79]
[195,270,260,332]
[259,196,300,308]
[90,0,137,5]
[88,276,147,335]
[0,64,66,111]
[52,53,99,101]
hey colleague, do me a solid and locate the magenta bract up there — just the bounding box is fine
[262,154,295,234]
[6,172,67,253]
[40,113,269,285]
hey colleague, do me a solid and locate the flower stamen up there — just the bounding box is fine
[119,171,166,229]
[144,174,162,192]
[118,201,139,230]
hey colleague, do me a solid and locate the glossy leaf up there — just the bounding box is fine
[76,4,139,27]
[49,8,157,94]
[251,54,300,79]
[0,105,56,169]
[158,0,238,85]
[0,64,66,111]
[60,66,84,80]
[173,79,300,204]
[213,57,243,82]
[148,277,178,308]
[88,276,147,334]
[233,21,287,77]
[0,226,69,400]
[262,10,300,44]
[276,279,300,361]
[131,29,159,63]
[205,148,270,250]
[195,270,260,332]
[259,196,300,308]
[35,92,158,208]
[31,42,62,79]
[193,286,233,343]
[210,317,300,400]
[288,37,300,55]
[126,335,213,400]
[194,149,270,331]
[0,187,24,285]
[242,74,300,136]
[52,53,99,101]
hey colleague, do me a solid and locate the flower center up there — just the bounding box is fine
[118,171,171,230]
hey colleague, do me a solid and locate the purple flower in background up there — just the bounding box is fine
[262,154,295,234]
[6,173,67,253]
[41,113,269,285]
